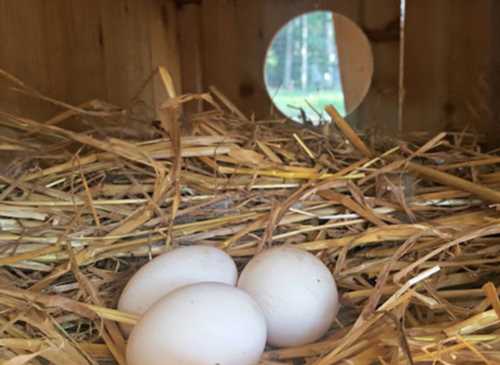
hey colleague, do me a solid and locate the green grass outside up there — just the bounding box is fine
[268,89,345,123]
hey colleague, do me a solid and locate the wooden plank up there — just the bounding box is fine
[403,0,452,134]
[0,0,181,122]
[445,1,492,135]
[99,0,154,111]
[403,0,493,136]
[40,1,73,112]
[0,0,53,119]
[177,2,203,113]
[358,0,400,133]
[61,0,109,127]
[200,0,240,112]
[491,0,500,148]
[149,0,182,113]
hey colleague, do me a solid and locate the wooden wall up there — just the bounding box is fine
[404,0,494,140]
[0,0,181,121]
[178,0,401,131]
[178,0,497,138]
[0,0,497,141]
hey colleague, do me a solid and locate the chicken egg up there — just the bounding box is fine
[238,246,339,347]
[118,245,237,333]
[126,282,267,365]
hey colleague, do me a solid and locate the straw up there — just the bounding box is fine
[2,68,500,364]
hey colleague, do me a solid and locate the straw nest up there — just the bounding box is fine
[1,67,500,365]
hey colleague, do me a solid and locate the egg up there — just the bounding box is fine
[126,282,267,365]
[238,246,339,347]
[118,245,237,333]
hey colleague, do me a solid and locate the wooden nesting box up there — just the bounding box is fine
[1,2,500,365]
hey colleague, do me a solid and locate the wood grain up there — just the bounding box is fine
[199,0,399,131]
[403,0,493,135]
[0,0,181,121]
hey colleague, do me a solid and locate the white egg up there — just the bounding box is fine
[126,282,267,365]
[238,246,339,347]
[118,245,237,333]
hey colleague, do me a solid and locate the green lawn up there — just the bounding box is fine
[268,88,345,123]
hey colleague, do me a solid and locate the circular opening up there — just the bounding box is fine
[264,11,374,125]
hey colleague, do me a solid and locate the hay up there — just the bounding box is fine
[1,67,500,364]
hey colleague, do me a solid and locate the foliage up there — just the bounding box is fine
[264,11,346,122]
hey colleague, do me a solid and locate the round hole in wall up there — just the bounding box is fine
[264,11,373,125]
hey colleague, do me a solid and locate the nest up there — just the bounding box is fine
[1,67,500,365]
